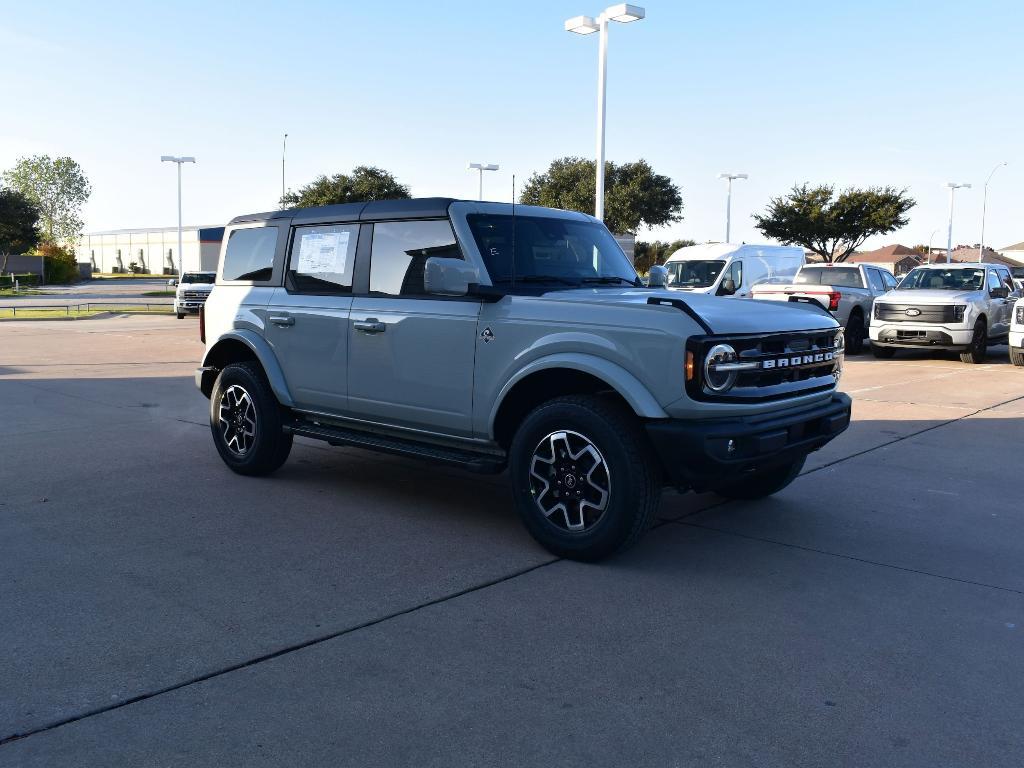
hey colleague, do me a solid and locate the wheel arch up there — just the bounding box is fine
[489,354,666,448]
[199,330,294,406]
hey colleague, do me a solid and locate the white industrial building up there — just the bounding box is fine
[76,226,224,275]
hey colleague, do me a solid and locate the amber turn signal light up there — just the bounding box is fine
[685,351,695,381]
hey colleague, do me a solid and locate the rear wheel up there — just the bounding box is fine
[845,311,865,354]
[1010,347,1024,367]
[715,456,806,500]
[872,344,896,359]
[210,362,292,476]
[959,319,987,364]
[509,395,660,561]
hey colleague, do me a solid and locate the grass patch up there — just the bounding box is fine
[0,288,47,297]
[92,273,171,279]
[141,290,177,297]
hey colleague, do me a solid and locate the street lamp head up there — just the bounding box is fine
[160,155,175,162]
[565,14,599,33]
[719,172,748,180]
[468,162,500,171]
[944,181,971,189]
[605,3,645,22]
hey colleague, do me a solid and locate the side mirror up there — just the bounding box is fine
[719,278,737,296]
[647,265,668,288]
[424,257,480,297]
[167,278,178,287]
[992,286,1008,299]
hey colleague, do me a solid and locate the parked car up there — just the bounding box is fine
[869,263,1021,363]
[175,271,216,319]
[195,199,850,561]
[751,263,898,354]
[662,243,805,299]
[1011,297,1024,367]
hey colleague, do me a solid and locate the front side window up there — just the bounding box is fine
[288,224,358,293]
[467,214,638,292]
[898,267,986,291]
[882,271,898,290]
[987,270,1003,294]
[666,260,724,289]
[370,220,462,297]
[222,226,278,281]
[718,260,742,294]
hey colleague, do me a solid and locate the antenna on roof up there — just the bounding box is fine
[511,174,517,292]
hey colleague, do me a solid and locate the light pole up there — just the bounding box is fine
[282,133,288,205]
[565,4,645,222]
[160,155,196,278]
[467,163,499,200]
[979,161,1007,262]
[927,228,939,263]
[718,172,748,242]
[944,182,971,263]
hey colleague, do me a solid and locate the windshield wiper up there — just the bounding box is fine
[580,276,639,286]
[493,275,580,286]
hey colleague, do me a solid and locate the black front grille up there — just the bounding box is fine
[875,303,959,323]
[688,329,840,403]
[182,290,210,300]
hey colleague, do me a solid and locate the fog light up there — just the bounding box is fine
[727,439,736,454]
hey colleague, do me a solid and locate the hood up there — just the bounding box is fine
[878,289,976,304]
[179,283,214,292]
[533,287,838,335]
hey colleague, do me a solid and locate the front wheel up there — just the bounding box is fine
[210,362,293,476]
[959,320,987,364]
[1011,347,1024,367]
[176,312,185,319]
[714,456,806,500]
[872,344,896,359]
[509,395,660,561]
[846,312,865,354]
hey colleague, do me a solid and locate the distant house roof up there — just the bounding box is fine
[845,244,920,263]
[1000,241,1024,251]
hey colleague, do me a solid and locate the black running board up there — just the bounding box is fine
[286,421,507,474]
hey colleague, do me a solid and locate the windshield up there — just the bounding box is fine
[467,214,638,291]
[665,260,724,289]
[898,267,985,291]
[1012,267,1024,279]
[794,267,863,288]
[181,273,215,284]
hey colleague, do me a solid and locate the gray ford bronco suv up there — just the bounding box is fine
[196,198,851,560]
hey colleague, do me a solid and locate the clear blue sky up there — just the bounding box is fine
[1,0,1021,250]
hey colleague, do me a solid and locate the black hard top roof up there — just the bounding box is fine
[228,197,459,225]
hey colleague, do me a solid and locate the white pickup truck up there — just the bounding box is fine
[751,263,898,354]
[1010,297,1023,367]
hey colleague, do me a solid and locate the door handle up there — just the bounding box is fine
[353,318,386,333]
[269,315,295,326]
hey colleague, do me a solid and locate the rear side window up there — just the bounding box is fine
[287,224,359,294]
[370,220,462,297]
[222,227,278,281]
[866,269,886,291]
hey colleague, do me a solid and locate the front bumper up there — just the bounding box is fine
[870,323,973,349]
[645,393,852,492]
[175,301,207,314]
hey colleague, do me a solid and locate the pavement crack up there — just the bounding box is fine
[0,557,560,748]
[674,520,1024,596]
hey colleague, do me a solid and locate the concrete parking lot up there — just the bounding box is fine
[2,316,1022,766]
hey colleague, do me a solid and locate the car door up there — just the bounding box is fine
[985,268,1011,336]
[262,222,361,414]
[347,219,481,437]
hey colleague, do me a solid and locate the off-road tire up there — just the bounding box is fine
[715,456,806,500]
[846,311,865,355]
[959,319,988,364]
[872,344,896,359]
[1011,347,1024,367]
[210,362,292,476]
[509,395,660,562]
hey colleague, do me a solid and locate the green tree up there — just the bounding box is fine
[2,155,91,245]
[281,166,411,208]
[753,183,915,263]
[633,238,696,274]
[0,187,41,273]
[519,157,683,234]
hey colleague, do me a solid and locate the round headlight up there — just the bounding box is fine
[704,343,738,392]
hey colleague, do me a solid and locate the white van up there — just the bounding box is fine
[663,243,805,298]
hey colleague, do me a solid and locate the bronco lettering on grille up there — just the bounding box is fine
[761,351,835,370]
